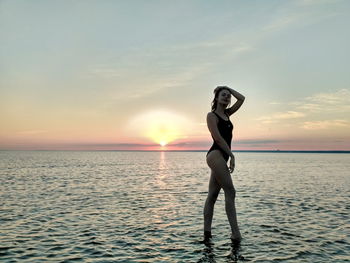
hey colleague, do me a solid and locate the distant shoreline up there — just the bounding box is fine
[1,150,349,153]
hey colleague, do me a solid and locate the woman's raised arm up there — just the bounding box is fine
[225,88,245,116]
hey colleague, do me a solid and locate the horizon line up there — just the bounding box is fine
[1,149,349,153]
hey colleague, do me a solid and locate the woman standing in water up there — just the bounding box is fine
[204,86,245,243]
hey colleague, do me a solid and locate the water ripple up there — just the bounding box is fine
[0,151,349,262]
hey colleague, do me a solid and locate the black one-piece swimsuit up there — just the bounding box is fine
[206,111,233,162]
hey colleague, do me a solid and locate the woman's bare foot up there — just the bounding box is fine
[202,231,213,244]
[230,232,242,243]
[204,231,212,239]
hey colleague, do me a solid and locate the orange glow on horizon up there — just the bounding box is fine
[126,109,194,146]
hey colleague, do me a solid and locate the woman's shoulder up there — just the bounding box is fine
[207,111,217,118]
[207,111,219,122]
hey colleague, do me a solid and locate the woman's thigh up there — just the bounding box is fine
[206,150,234,191]
[208,170,221,198]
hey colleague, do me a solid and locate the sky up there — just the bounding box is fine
[1,0,350,151]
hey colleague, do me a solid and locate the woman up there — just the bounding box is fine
[204,86,245,243]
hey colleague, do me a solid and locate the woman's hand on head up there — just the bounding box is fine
[229,155,235,173]
[214,86,229,94]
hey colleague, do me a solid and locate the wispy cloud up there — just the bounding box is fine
[89,67,123,78]
[301,119,350,130]
[256,111,305,124]
[263,14,302,31]
[263,0,342,33]
[235,139,281,145]
[259,89,350,132]
[15,130,48,135]
[68,143,160,147]
[86,0,343,105]
[293,89,350,113]
[123,63,212,99]
[88,53,213,101]
[296,0,344,6]
[270,89,350,114]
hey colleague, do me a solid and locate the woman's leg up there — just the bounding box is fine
[206,151,241,240]
[203,170,221,233]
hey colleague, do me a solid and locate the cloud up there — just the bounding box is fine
[127,86,166,99]
[89,58,212,101]
[306,89,350,104]
[258,89,350,135]
[294,89,350,113]
[263,1,342,33]
[259,89,350,133]
[166,39,255,55]
[256,111,305,124]
[263,14,301,32]
[235,139,281,145]
[15,130,48,135]
[296,0,344,6]
[69,143,160,147]
[229,44,256,56]
[89,67,122,78]
[301,120,350,130]
[274,111,306,119]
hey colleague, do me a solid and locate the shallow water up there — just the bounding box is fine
[0,151,349,262]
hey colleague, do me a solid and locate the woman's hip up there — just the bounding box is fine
[206,149,229,166]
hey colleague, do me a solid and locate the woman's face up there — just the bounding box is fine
[216,89,231,105]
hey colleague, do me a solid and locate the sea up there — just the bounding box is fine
[0,151,349,262]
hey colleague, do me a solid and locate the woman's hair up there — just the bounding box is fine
[211,86,231,112]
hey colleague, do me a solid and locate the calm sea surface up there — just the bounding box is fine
[0,151,349,262]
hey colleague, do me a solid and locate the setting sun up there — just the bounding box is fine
[126,109,194,146]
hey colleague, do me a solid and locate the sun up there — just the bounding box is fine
[126,109,194,147]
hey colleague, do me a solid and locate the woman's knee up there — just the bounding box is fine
[207,191,220,202]
[224,187,236,199]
